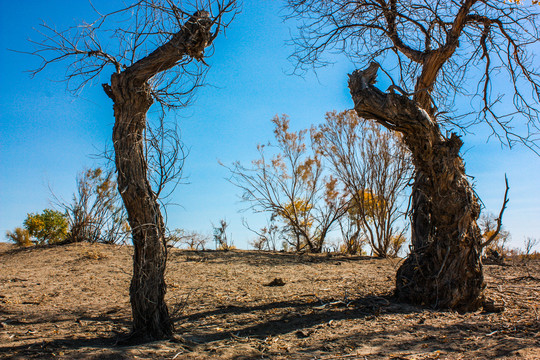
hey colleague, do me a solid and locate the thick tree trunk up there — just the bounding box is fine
[108,73,173,340]
[101,12,215,341]
[348,67,484,311]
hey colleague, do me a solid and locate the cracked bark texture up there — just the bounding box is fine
[103,12,214,340]
[349,68,484,311]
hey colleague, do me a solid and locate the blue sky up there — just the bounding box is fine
[1,0,539,250]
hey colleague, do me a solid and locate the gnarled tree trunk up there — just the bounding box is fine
[348,67,484,311]
[103,12,214,340]
[109,74,173,339]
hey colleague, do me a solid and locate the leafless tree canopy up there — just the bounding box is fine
[287,0,540,150]
[28,0,237,107]
[26,0,238,217]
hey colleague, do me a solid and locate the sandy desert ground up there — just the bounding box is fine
[0,242,538,359]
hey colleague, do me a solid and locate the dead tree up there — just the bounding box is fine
[27,0,237,340]
[287,0,539,310]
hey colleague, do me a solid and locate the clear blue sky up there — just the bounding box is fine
[1,0,539,250]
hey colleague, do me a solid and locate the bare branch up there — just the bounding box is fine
[481,175,510,249]
[24,0,239,102]
[287,0,540,150]
[313,110,413,257]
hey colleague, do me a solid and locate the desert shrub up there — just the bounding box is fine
[23,209,68,245]
[525,251,540,260]
[524,237,539,256]
[479,211,510,255]
[5,227,33,247]
[484,237,539,263]
[213,219,234,250]
[337,213,366,255]
[338,233,366,255]
[167,229,209,250]
[80,247,107,260]
[218,243,236,251]
[314,111,412,257]
[246,217,283,251]
[226,115,349,253]
[59,168,128,244]
[503,248,540,261]
[507,238,540,261]
[389,234,407,257]
[250,236,267,251]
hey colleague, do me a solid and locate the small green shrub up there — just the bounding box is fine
[23,209,68,245]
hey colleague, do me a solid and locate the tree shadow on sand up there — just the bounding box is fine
[2,294,537,358]
[174,294,416,342]
[169,248,384,266]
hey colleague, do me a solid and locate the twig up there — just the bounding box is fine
[481,175,509,248]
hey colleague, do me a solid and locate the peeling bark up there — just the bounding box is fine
[349,66,484,311]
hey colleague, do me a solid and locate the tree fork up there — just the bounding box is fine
[348,65,484,311]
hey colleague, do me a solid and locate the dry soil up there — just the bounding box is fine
[0,242,538,359]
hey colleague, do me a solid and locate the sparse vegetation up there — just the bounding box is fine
[7,168,128,248]
[226,115,349,253]
[480,211,511,255]
[167,228,209,250]
[5,227,32,247]
[229,112,412,256]
[524,237,539,256]
[0,242,539,359]
[213,219,235,251]
[313,110,412,257]
[58,168,128,245]
[245,217,282,251]
[5,0,539,355]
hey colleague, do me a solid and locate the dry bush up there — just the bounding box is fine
[5,227,32,247]
[389,234,407,257]
[226,115,349,253]
[167,229,209,250]
[504,237,540,261]
[337,222,366,255]
[524,237,539,256]
[313,111,412,257]
[58,168,128,245]
[213,219,235,251]
[247,219,284,251]
[80,247,108,260]
[479,212,510,255]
